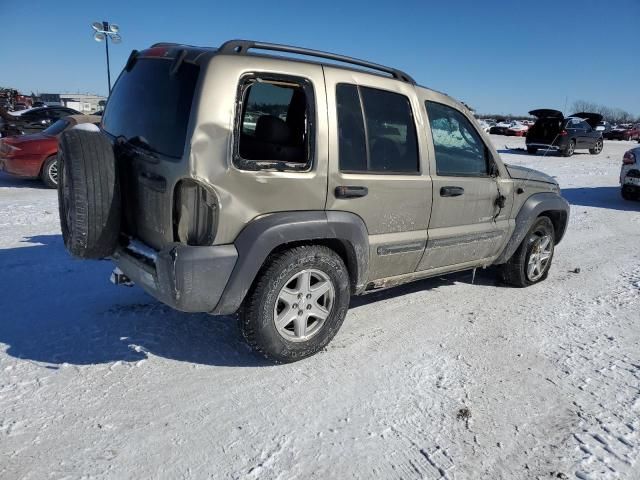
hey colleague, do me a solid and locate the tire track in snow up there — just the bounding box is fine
[546,263,640,479]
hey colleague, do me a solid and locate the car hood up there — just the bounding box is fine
[569,112,603,128]
[529,109,563,119]
[506,164,558,185]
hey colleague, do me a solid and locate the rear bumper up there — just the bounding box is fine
[621,166,640,185]
[525,143,560,150]
[0,155,43,178]
[113,241,238,314]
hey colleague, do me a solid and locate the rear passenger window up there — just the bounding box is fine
[336,84,367,171]
[336,83,419,173]
[425,101,488,176]
[235,74,314,170]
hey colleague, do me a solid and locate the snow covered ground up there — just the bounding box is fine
[1,136,639,479]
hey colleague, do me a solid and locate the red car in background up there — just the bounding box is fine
[0,115,100,188]
[604,124,640,141]
[506,122,530,137]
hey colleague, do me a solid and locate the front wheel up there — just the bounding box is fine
[527,146,538,154]
[240,245,351,363]
[40,155,58,188]
[589,139,603,154]
[500,216,555,287]
[562,140,575,157]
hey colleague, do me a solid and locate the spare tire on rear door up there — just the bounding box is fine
[57,129,121,259]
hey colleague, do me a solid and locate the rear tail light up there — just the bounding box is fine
[559,130,568,136]
[173,180,218,246]
[0,141,20,157]
[623,151,636,165]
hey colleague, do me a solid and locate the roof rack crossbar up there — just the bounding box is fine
[218,40,416,84]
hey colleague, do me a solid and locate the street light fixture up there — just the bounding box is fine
[91,21,122,95]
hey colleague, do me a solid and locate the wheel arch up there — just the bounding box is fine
[211,211,369,315]
[39,153,57,177]
[494,192,569,265]
[538,209,568,244]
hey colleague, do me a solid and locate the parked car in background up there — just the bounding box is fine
[620,147,640,200]
[526,109,604,156]
[605,124,640,141]
[595,121,612,135]
[13,103,28,112]
[0,114,100,188]
[490,120,515,135]
[2,106,81,137]
[477,119,494,133]
[506,122,529,137]
[32,101,46,108]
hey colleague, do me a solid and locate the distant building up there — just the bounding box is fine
[38,93,106,113]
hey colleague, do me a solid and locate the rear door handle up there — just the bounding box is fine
[335,185,368,199]
[440,186,464,197]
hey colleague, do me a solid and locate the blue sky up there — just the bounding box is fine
[1,0,638,116]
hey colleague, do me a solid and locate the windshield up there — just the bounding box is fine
[102,58,199,159]
[43,119,70,136]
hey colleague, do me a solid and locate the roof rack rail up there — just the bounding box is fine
[218,40,416,84]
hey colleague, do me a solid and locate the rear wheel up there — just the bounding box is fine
[589,139,603,154]
[239,245,351,363]
[40,155,58,189]
[562,140,575,157]
[500,216,555,287]
[527,146,537,154]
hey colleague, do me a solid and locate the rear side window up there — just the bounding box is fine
[336,84,367,171]
[425,101,488,176]
[336,84,419,173]
[566,118,583,129]
[102,58,199,159]
[47,109,67,120]
[235,74,314,170]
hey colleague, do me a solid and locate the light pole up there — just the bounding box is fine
[91,21,122,95]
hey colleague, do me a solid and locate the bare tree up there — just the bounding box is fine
[571,100,635,123]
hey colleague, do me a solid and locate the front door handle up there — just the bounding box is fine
[440,186,464,197]
[335,185,368,199]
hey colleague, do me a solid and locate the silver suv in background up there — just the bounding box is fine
[57,40,570,362]
[621,147,640,200]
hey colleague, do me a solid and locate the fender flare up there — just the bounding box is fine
[211,211,369,315]
[495,192,570,264]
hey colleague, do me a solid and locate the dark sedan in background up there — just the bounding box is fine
[526,109,604,157]
[0,106,81,137]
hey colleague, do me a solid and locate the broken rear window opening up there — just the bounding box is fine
[102,57,199,159]
[234,74,315,171]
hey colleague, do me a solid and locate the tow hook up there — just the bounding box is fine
[110,267,134,287]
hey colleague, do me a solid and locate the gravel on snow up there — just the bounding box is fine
[1,136,639,479]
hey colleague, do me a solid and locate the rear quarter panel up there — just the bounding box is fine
[189,55,329,245]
